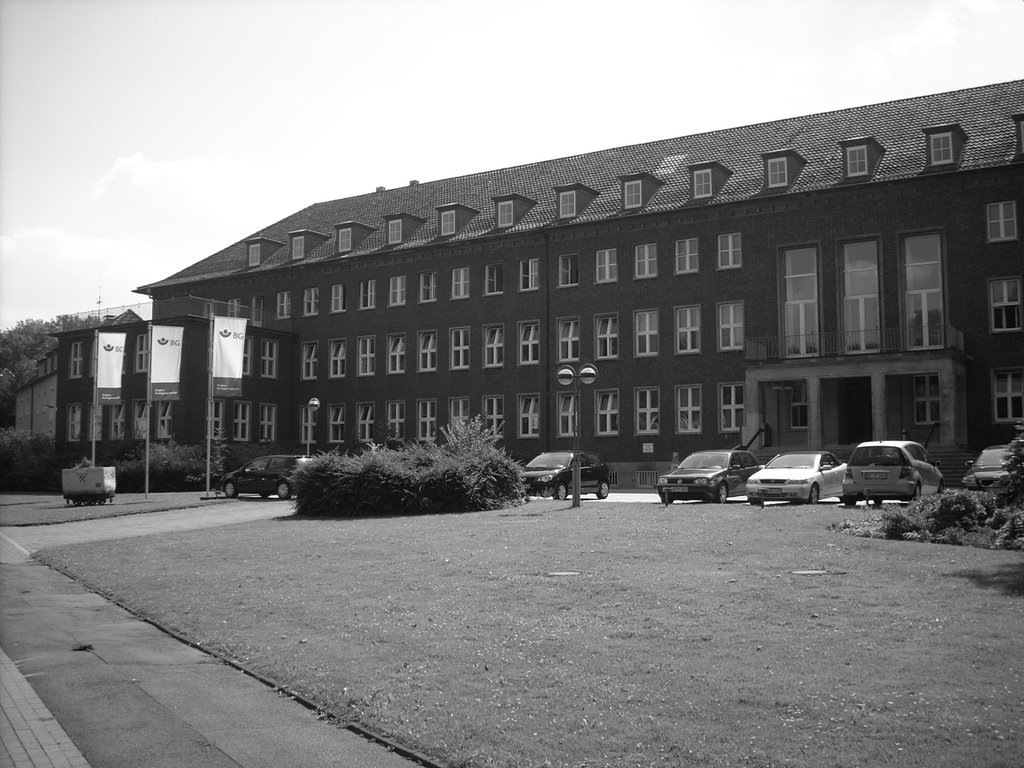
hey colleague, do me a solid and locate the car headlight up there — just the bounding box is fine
[786,479,808,485]
[694,478,709,485]
[538,473,554,483]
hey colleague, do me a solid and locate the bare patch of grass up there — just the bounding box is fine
[36,500,1024,768]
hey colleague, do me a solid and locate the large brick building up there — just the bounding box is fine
[56,80,1023,484]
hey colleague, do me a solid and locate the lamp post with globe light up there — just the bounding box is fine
[556,363,598,508]
[305,397,320,456]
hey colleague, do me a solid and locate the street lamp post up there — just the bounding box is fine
[556,363,598,508]
[305,397,320,456]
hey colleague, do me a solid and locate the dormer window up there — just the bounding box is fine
[388,220,403,244]
[624,180,642,208]
[440,210,456,236]
[688,162,732,201]
[335,222,374,254]
[287,229,328,261]
[497,200,514,227]
[383,214,425,246]
[923,124,967,168]
[839,136,884,180]
[554,183,598,220]
[1014,114,1024,159]
[436,204,479,238]
[559,190,576,218]
[337,228,353,252]
[846,145,869,176]
[693,169,713,198]
[493,194,535,229]
[248,243,260,267]
[761,150,806,190]
[619,172,664,211]
[245,236,285,267]
[291,234,304,260]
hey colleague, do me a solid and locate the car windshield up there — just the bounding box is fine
[679,452,729,470]
[526,452,572,469]
[974,448,1009,467]
[850,446,905,466]
[766,453,818,469]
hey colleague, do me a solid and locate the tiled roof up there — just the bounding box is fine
[139,80,1024,292]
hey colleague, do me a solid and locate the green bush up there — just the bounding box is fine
[112,441,210,492]
[992,508,1024,550]
[0,428,62,492]
[913,488,998,534]
[1003,421,1024,505]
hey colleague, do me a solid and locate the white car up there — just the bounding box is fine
[746,451,847,505]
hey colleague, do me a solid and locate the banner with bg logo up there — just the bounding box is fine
[150,325,184,401]
[96,332,126,403]
[212,316,247,397]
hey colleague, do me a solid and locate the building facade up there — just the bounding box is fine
[55,81,1023,484]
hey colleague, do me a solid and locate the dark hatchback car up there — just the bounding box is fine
[522,451,611,500]
[222,455,310,500]
[962,445,1011,493]
[657,449,760,504]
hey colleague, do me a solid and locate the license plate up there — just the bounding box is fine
[763,489,783,496]
[863,471,888,480]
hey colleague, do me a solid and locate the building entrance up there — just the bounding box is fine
[835,377,873,445]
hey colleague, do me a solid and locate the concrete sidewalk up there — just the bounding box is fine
[0,503,429,768]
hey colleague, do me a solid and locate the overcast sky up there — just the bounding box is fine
[1,0,1021,329]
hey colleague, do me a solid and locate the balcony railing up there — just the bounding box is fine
[746,325,964,362]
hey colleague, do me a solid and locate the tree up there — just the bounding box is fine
[0,314,93,427]
[1004,420,1024,506]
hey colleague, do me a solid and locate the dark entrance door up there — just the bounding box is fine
[837,377,873,444]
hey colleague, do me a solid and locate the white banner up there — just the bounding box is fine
[212,316,247,397]
[96,332,126,403]
[150,325,184,401]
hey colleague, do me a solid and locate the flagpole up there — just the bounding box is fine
[145,323,152,499]
[91,328,98,465]
[206,313,214,497]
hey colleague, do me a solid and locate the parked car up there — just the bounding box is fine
[522,451,611,499]
[746,451,847,505]
[656,449,760,504]
[221,455,311,500]
[962,445,1011,492]
[841,440,944,505]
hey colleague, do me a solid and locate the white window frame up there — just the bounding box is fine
[359,279,376,310]
[259,403,277,442]
[67,403,81,440]
[483,395,504,437]
[987,201,1018,242]
[417,399,437,441]
[718,302,744,351]
[559,190,576,218]
[440,210,456,236]
[846,145,869,177]
[558,253,579,287]
[718,233,742,269]
[518,394,540,438]
[930,132,954,165]
[233,401,251,441]
[157,401,172,439]
[994,369,1024,422]
[357,335,375,376]
[595,314,618,360]
[387,401,406,440]
[276,291,291,319]
[497,200,514,228]
[675,305,700,354]
[303,287,319,316]
[389,275,406,306]
[557,392,576,438]
[520,258,539,291]
[693,168,713,198]
[291,234,304,261]
[595,248,617,283]
[260,339,278,378]
[767,157,788,187]
[452,267,470,300]
[419,271,437,303]
[449,397,470,426]
[337,227,352,252]
[634,243,657,279]
[329,404,345,443]
[596,389,619,436]
[674,238,698,274]
[388,219,402,244]
[300,404,316,447]
[635,387,660,435]
[484,324,504,368]
[676,385,702,434]
[990,277,1022,332]
[634,309,659,357]
[418,330,437,372]
[913,373,941,426]
[357,403,374,441]
[329,339,347,378]
[108,403,125,440]
[330,283,346,313]
[301,341,318,380]
[135,334,149,373]
[251,295,264,327]
[719,383,744,433]
[387,333,406,374]
[519,321,540,365]
[449,327,470,370]
[69,341,85,379]
[623,179,643,209]
[248,243,260,266]
[558,317,580,362]
[485,264,503,295]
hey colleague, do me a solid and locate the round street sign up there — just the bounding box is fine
[556,366,575,387]
[578,364,598,385]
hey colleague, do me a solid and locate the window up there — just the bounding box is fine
[484,325,504,367]
[108,403,125,440]
[767,157,788,187]
[301,341,318,380]
[904,233,944,348]
[69,341,85,378]
[135,334,149,373]
[359,279,376,310]
[276,291,291,319]
[676,385,702,434]
[417,400,437,441]
[846,145,869,177]
[987,202,1018,241]
[718,233,742,269]
[518,394,540,437]
[389,275,406,306]
[331,283,347,312]
[595,314,619,359]
[251,295,264,326]
[718,302,744,351]
[929,132,954,165]
[450,327,470,370]
[675,238,698,274]
[303,287,319,316]
[635,387,659,434]
[133,400,147,439]
[634,243,657,279]
[485,264,503,295]
[559,190,576,218]
[991,278,1021,332]
[623,179,643,209]
[914,374,940,425]
[157,401,172,439]
[842,240,881,352]
[388,219,402,244]
[595,249,617,283]
[67,403,81,440]
[233,402,251,441]
[242,337,252,376]
[784,247,819,357]
[337,227,352,252]
[483,395,504,436]
[260,340,278,378]
[520,258,539,291]
[248,243,260,266]
[387,333,406,374]
[291,234,304,260]
[497,200,514,228]
[419,271,437,302]
[329,339,347,378]
[388,401,406,440]
[449,397,470,425]
[209,399,224,439]
[452,267,470,299]
[259,404,277,442]
[227,298,242,318]
[357,403,375,441]
[720,383,744,432]
[519,321,540,364]
[693,168,713,198]
[559,254,579,287]
[558,318,580,361]
[596,390,619,435]
[790,381,809,429]
[358,336,375,376]
[994,370,1023,422]
[440,210,456,236]
[634,309,658,357]
[301,402,317,448]
[418,330,437,372]
[675,305,700,354]
[329,404,345,443]
[557,392,577,438]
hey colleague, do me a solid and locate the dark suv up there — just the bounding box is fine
[221,455,310,500]
[522,451,611,499]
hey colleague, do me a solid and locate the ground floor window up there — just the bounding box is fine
[259,403,277,442]
[994,370,1023,422]
[914,374,941,425]
[720,383,743,432]
[329,404,345,443]
[676,385,701,434]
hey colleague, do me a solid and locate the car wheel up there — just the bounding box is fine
[806,484,820,505]
[596,481,610,499]
[554,483,569,500]
[909,482,921,502]
[748,497,762,507]
[276,481,293,500]
[715,482,729,504]
[841,495,858,507]
[937,481,945,494]
[223,481,238,499]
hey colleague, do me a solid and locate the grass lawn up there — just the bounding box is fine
[36,499,1024,768]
